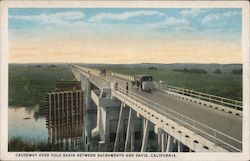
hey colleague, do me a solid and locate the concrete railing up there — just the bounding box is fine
[154,83,242,112]
[70,64,110,88]
[113,85,242,152]
[90,74,110,88]
[111,72,134,81]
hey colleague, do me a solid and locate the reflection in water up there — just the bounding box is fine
[8,106,48,142]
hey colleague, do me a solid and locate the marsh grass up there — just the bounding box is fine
[8,137,63,151]
[9,64,75,107]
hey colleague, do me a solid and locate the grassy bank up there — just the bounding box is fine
[9,64,75,107]
[104,67,242,101]
[8,137,63,151]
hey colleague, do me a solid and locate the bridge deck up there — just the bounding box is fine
[72,65,242,151]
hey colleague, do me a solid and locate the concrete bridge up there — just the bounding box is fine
[70,64,242,152]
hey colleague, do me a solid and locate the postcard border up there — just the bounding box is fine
[1,1,249,161]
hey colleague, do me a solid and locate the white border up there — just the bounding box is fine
[0,1,249,161]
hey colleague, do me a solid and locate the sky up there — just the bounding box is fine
[9,8,242,64]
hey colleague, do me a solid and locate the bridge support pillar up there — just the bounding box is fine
[177,140,184,152]
[173,137,176,144]
[157,129,161,151]
[161,132,166,152]
[84,78,90,109]
[156,128,167,152]
[141,119,149,152]
[130,121,135,152]
[124,108,135,152]
[114,103,125,152]
[166,134,174,152]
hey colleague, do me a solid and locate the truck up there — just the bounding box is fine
[131,75,154,92]
[100,69,106,76]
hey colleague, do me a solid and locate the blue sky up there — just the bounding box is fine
[9,8,242,33]
[8,8,242,63]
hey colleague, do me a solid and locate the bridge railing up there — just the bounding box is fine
[111,72,134,81]
[113,84,242,152]
[90,74,111,88]
[70,64,110,88]
[154,83,242,111]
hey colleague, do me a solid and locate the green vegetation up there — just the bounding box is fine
[232,68,242,75]
[105,67,242,101]
[214,69,222,74]
[8,137,64,151]
[9,64,74,107]
[148,66,157,70]
[174,68,207,74]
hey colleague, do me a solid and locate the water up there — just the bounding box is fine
[8,106,48,143]
[8,106,96,150]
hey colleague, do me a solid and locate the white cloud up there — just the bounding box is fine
[222,11,241,17]
[9,11,85,25]
[202,11,241,24]
[88,10,164,23]
[180,9,204,17]
[146,16,190,32]
[164,17,189,26]
[202,13,220,24]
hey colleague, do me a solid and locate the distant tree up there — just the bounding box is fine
[214,69,221,74]
[232,68,242,75]
[173,68,207,74]
[48,65,57,67]
[148,66,157,70]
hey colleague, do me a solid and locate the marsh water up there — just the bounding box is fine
[8,106,97,145]
[8,106,48,142]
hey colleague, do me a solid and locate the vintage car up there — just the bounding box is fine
[131,75,154,92]
[100,69,106,76]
